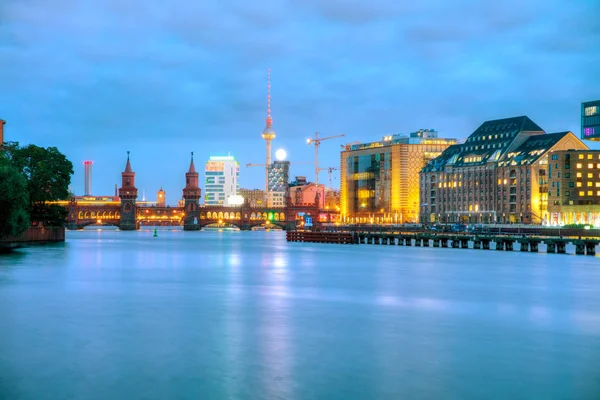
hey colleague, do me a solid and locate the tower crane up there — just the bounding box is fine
[326,167,338,189]
[306,132,345,186]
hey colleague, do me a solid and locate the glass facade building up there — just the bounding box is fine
[341,130,456,223]
[582,100,600,141]
[267,160,290,207]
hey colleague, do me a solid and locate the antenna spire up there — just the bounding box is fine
[265,68,272,128]
[191,151,194,161]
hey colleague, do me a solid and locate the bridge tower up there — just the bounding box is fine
[118,151,138,230]
[182,152,201,230]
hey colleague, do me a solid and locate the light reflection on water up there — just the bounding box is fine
[0,230,599,399]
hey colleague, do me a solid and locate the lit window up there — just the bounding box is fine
[579,154,584,159]
[577,182,582,187]
[588,154,593,159]
[579,191,585,196]
[596,183,600,188]
[588,191,593,196]
[588,182,593,187]
[588,173,593,178]
[598,191,600,196]
[577,172,582,178]
[576,163,582,168]
[585,106,598,116]
[589,164,594,169]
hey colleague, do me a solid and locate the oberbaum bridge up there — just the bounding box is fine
[64,153,336,231]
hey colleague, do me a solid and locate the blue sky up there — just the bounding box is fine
[1,0,599,204]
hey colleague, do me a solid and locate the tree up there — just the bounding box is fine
[0,156,30,239]
[5,143,73,227]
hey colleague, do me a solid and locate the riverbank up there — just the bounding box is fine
[0,227,65,251]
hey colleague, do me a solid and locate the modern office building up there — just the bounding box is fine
[341,129,456,223]
[239,188,266,207]
[267,160,290,207]
[582,100,600,141]
[547,149,600,225]
[204,155,240,206]
[420,116,588,224]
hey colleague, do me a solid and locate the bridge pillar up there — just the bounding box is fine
[118,152,139,231]
[182,153,201,231]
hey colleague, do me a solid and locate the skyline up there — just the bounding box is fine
[1,0,599,202]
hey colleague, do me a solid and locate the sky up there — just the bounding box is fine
[1,0,599,205]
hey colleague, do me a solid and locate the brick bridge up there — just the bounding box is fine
[66,200,337,230]
[65,152,339,230]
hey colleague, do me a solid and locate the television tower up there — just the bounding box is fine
[261,69,276,195]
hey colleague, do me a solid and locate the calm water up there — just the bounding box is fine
[1,229,600,400]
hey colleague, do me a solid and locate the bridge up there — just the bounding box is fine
[65,199,339,230]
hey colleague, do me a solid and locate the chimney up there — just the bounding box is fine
[0,119,5,145]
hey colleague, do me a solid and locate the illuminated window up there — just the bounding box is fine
[577,172,582,177]
[577,182,582,187]
[585,106,598,116]
[576,163,582,168]
[588,191,593,196]
[584,127,595,137]
[588,154,593,159]
[589,164,594,169]
[578,154,584,159]
[598,191,600,196]
[596,182,600,187]
[588,173,593,178]
[588,182,593,187]
[579,191,585,196]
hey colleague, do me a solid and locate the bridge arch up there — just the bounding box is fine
[280,212,285,221]
[78,211,84,219]
[224,212,230,220]
[218,212,224,219]
[200,212,206,219]
[236,212,241,219]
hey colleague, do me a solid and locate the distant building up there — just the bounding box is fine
[204,155,239,206]
[547,149,600,225]
[157,187,166,207]
[268,160,290,207]
[84,161,93,196]
[341,129,456,223]
[324,189,340,210]
[420,116,588,224]
[582,100,600,141]
[239,188,266,207]
[289,182,325,208]
[0,119,5,144]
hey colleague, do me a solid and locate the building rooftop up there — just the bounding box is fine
[422,116,549,172]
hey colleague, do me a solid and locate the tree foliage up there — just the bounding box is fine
[3,142,73,228]
[0,156,30,239]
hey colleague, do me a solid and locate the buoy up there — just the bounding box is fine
[153,228,158,237]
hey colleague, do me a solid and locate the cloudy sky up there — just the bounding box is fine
[1,0,599,204]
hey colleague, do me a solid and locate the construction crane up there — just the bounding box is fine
[306,132,345,186]
[326,167,338,189]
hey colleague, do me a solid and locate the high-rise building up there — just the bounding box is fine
[268,160,290,207]
[84,161,93,195]
[420,116,587,224]
[582,100,600,141]
[204,155,240,206]
[157,187,166,207]
[341,129,456,223]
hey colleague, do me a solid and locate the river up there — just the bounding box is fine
[1,229,599,399]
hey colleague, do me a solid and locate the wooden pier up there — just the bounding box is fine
[286,230,599,255]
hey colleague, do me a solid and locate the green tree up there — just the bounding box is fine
[0,156,30,239]
[5,143,73,227]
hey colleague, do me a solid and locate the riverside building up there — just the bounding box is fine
[547,150,600,226]
[420,116,587,224]
[340,129,456,224]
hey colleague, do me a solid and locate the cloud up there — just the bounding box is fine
[0,0,599,199]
